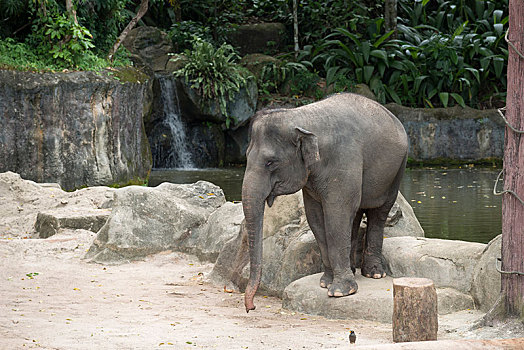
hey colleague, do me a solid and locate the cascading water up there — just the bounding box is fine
[152,76,195,169]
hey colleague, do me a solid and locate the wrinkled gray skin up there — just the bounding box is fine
[242,93,408,312]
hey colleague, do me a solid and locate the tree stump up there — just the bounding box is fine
[392,277,438,342]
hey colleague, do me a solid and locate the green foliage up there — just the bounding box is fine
[168,20,213,51]
[0,37,129,72]
[173,38,253,128]
[258,57,309,95]
[307,0,508,108]
[0,0,133,71]
[38,12,95,66]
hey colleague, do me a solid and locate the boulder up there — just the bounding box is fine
[122,26,175,73]
[187,123,226,168]
[0,172,114,238]
[383,236,486,293]
[225,124,250,165]
[85,181,226,263]
[179,201,244,262]
[384,193,425,237]
[35,209,111,238]
[240,54,280,81]
[352,83,377,101]
[176,75,258,128]
[0,69,153,190]
[282,272,475,322]
[228,22,287,55]
[210,191,424,296]
[471,234,502,312]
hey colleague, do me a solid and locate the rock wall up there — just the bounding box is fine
[0,69,153,190]
[386,104,504,162]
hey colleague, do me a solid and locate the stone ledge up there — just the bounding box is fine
[35,209,111,238]
[282,272,475,323]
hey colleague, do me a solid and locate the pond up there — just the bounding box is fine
[149,167,502,244]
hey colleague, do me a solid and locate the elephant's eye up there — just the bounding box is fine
[265,161,273,167]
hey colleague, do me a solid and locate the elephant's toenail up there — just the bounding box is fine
[373,273,381,279]
[334,290,343,297]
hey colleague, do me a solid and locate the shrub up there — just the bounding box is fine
[172,37,254,128]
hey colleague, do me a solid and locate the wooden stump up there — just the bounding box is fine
[392,277,438,342]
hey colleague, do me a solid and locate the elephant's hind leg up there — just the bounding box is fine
[350,209,364,274]
[361,203,390,279]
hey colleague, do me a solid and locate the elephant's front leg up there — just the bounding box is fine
[323,202,359,297]
[303,189,333,289]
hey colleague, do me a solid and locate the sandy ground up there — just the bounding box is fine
[0,229,396,350]
[2,229,524,349]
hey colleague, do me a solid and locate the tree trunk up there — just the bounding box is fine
[293,0,299,58]
[65,0,78,25]
[392,277,438,342]
[502,0,524,318]
[385,0,397,39]
[107,0,149,62]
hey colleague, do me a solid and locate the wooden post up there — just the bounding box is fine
[393,277,438,342]
[502,0,524,318]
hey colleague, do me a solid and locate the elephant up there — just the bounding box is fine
[242,93,409,312]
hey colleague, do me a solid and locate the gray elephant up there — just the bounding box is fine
[242,93,409,312]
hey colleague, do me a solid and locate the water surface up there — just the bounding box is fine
[149,167,502,243]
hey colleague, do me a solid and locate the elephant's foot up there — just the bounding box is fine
[319,272,333,289]
[361,254,386,279]
[327,275,358,297]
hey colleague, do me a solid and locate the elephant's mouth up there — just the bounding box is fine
[266,193,275,207]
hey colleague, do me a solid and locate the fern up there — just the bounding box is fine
[172,37,253,127]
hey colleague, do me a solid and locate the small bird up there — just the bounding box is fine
[349,330,356,344]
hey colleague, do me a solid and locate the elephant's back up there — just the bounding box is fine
[296,93,407,149]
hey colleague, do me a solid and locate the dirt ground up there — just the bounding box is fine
[0,229,395,349]
[1,229,523,350]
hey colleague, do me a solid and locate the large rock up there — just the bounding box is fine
[225,124,250,164]
[122,26,178,73]
[0,69,153,190]
[383,236,486,293]
[210,191,321,296]
[471,234,502,312]
[228,22,287,55]
[240,54,280,81]
[210,191,424,297]
[176,75,258,128]
[282,272,475,322]
[0,172,115,238]
[386,104,504,162]
[179,201,244,262]
[85,181,227,263]
[35,209,111,238]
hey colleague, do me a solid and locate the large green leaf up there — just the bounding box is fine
[439,92,449,107]
[363,65,374,84]
[370,49,388,66]
[450,93,466,107]
[492,57,505,78]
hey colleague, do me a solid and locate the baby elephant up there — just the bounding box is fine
[242,93,408,312]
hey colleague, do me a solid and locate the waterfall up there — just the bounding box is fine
[154,76,195,169]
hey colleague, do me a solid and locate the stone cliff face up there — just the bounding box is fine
[386,104,504,162]
[0,68,153,190]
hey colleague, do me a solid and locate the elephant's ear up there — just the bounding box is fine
[295,127,320,168]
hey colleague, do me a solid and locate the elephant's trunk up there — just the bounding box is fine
[242,172,269,313]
